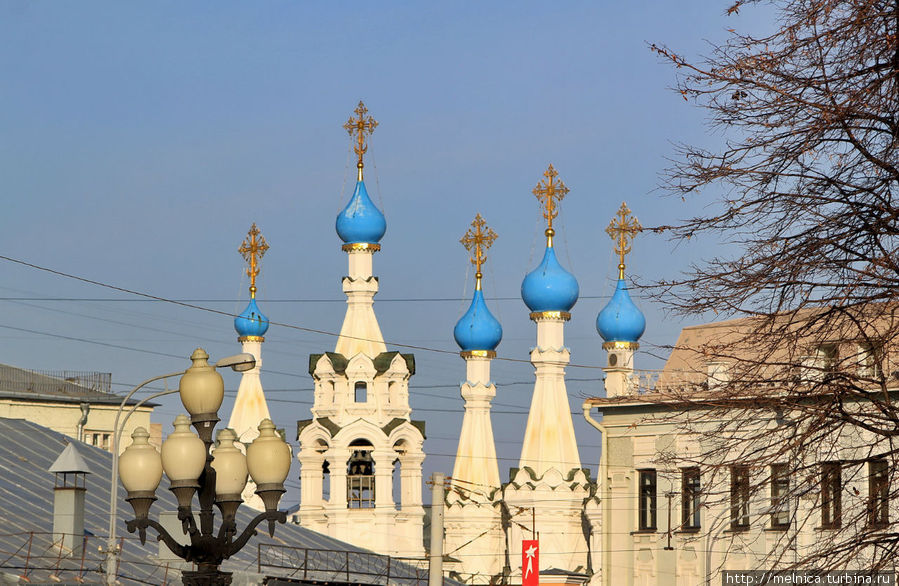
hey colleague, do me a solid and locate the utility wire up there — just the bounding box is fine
[0,254,607,369]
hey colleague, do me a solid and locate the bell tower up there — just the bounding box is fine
[295,102,425,558]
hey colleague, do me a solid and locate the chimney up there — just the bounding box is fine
[48,442,92,554]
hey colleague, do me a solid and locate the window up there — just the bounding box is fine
[88,432,111,451]
[682,468,701,530]
[347,448,375,508]
[817,343,839,373]
[354,381,367,403]
[821,463,841,529]
[638,470,657,531]
[731,466,750,530]
[770,464,790,528]
[869,459,889,526]
[858,342,883,378]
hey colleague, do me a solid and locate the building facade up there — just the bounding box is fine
[580,212,899,584]
[0,364,157,451]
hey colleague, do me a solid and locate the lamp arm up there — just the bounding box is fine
[107,371,183,584]
[226,510,287,557]
[125,518,190,561]
[179,507,199,536]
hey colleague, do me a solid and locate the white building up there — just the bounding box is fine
[0,363,157,451]
[580,209,899,584]
[227,223,274,511]
[295,102,425,558]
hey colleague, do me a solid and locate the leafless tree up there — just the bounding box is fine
[647,0,899,572]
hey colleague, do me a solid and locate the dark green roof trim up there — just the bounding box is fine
[400,353,415,375]
[381,418,426,439]
[506,466,592,485]
[308,352,349,376]
[296,419,313,440]
[308,352,415,377]
[381,418,406,436]
[316,417,341,438]
[372,352,415,375]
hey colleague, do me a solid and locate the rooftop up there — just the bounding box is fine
[0,417,448,585]
[0,363,146,406]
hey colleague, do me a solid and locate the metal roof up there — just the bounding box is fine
[0,363,150,406]
[0,418,447,585]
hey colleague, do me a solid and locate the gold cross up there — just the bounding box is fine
[460,214,498,289]
[343,101,378,178]
[606,202,641,278]
[238,223,269,298]
[532,164,569,236]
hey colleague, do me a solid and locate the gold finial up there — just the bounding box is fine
[532,164,569,246]
[606,202,641,279]
[238,223,269,298]
[460,214,498,291]
[343,100,378,181]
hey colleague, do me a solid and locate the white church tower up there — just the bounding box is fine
[228,223,272,511]
[296,102,425,558]
[504,165,598,583]
[445,214,505,581]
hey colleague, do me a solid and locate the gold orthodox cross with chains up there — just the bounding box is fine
[460,213,498,288]
[343,101,378,175]
[532,164,569,235]
[606,202,641,278]
[239,223,269,297]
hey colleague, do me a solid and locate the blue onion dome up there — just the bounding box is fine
[454,288,503,352]
[336,180,386,244]
[234,297,269,338]
[521,245,579,313]
[597,279,645,343]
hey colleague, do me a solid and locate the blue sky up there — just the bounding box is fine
[0,2,770,507]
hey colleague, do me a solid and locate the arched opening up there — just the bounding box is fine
[347,439,375,508]
[392,458,401,510]
[316,439,330,502]
[354,381,367,403]
[388,381,398,405]
[393,439,409,511]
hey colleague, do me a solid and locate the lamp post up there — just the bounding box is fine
[112,348,290,586]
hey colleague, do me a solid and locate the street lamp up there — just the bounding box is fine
[115,348,290,586]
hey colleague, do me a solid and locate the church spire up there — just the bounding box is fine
[519,165,581,476]
[335,102,387,356]
[234,224,270,340]
[452,215,502,495]
[455,214,502,354]
[598,203,646,400]
[336,101,387,250]
[521,164,578,317]
[229,225,272,510]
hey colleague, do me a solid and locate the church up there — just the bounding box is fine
[227,102,632,582]
[221,102,897,586]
